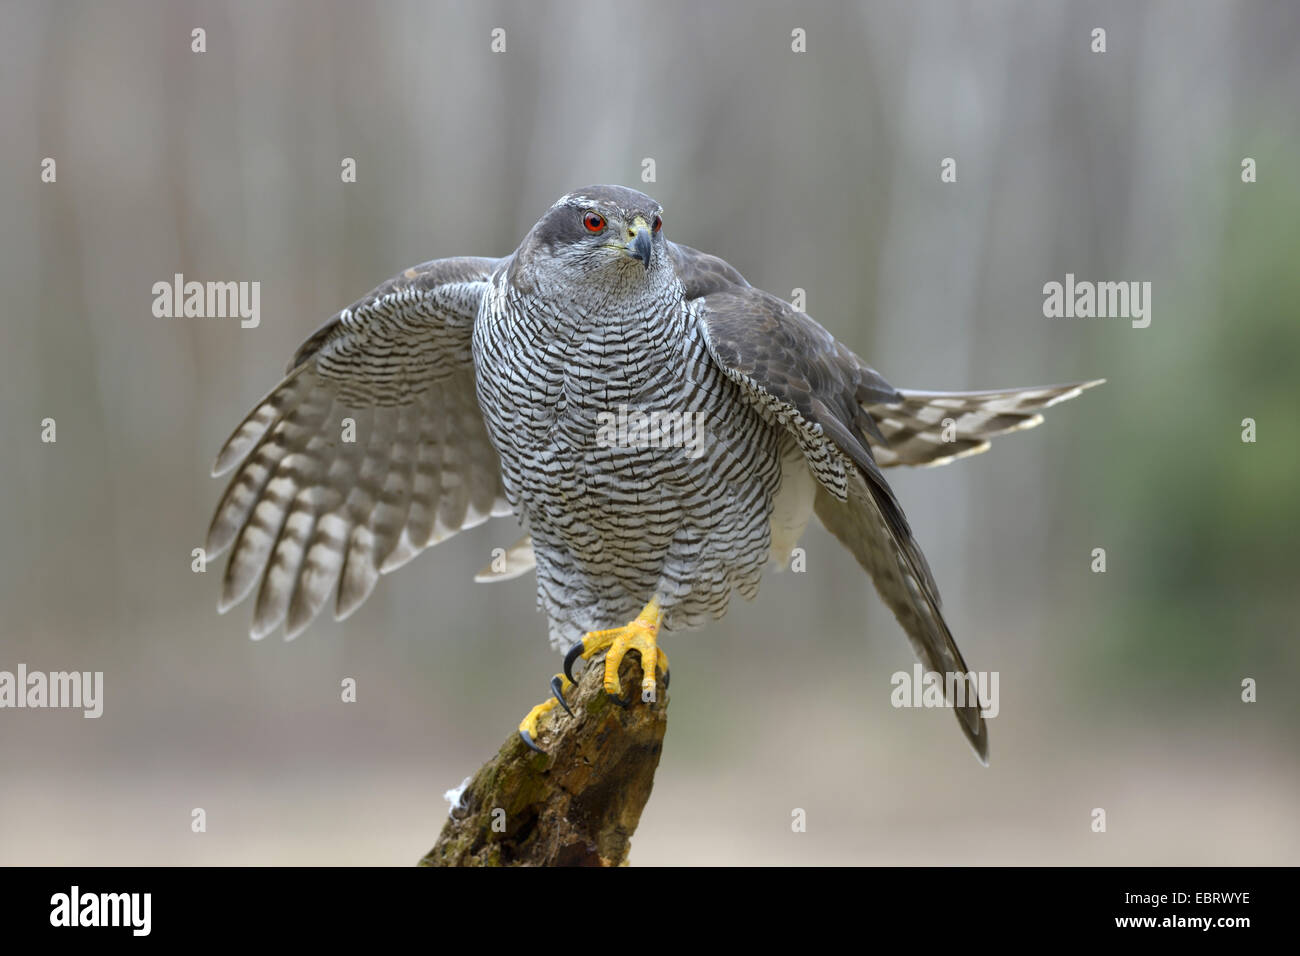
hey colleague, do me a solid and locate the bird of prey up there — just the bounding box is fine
[207,184,1100,764]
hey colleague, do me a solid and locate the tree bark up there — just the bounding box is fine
[419,654,668,867]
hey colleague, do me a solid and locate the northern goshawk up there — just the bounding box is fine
[207,184,1100,763]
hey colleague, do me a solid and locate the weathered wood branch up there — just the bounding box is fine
[420,654,669,866]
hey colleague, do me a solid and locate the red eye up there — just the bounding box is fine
[652,215,662,234]
[583,211,606,233]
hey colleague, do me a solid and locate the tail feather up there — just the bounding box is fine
[866,379,1104,467]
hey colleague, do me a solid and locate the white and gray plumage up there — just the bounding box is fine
[208,184,1101,763]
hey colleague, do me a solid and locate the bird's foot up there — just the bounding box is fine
[564,596,670,707]
[518,673,575,753]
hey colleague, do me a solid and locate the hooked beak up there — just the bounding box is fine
[625,218,653,270]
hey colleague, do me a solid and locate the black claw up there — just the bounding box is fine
[563,640,585,684]
[519,729,544,754]
[605,690,631,709]
[551,675,574,717]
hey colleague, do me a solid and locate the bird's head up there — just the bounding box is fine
[513,185,675,300]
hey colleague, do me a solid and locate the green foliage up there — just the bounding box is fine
[1081,139,1300,708]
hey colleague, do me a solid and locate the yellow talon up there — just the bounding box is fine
[565,597,669,705]
[522,598,669,753]
[517,673,575,753]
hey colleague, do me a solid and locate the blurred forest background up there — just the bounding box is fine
[2,0,1297,865]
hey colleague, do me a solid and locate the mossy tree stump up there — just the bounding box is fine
[420,653,668,866]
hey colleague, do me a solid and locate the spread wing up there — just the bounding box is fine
[207,256,511,639]
[676,242,988,762]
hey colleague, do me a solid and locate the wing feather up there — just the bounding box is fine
[208,256,513,639]
[867,381,1105,467]
[681,254,988,760]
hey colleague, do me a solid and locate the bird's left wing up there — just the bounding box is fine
[207,256,512,639]
[686,274,989,763]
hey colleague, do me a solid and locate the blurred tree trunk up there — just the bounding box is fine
[420,655,668,867]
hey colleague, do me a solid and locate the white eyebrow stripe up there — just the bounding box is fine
[551,194,662,217]
[553,194,605,209]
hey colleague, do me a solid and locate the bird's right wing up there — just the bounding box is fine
[207,256,512,639]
